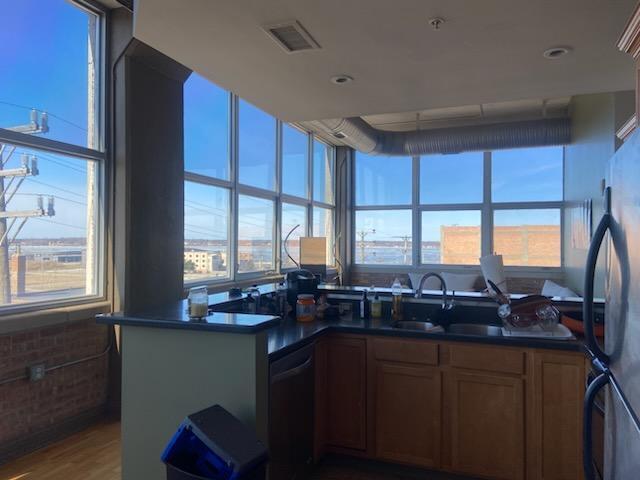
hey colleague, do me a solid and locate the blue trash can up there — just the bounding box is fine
[161,405,268,480]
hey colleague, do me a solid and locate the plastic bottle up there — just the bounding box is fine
[371,292,382,318]
[391,278,403,321]
[276,281,288,317]
[360,289,370,318]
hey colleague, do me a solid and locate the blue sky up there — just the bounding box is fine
[1,1,564,246]
[0,0,91,239]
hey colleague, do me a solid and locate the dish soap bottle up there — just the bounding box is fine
[391,278,403,321]
[371,292,382,318]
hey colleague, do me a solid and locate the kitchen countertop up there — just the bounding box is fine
[267,313,586,361]
[96,299,280,333]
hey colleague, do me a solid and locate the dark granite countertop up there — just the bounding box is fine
[267,314,586,361]
[96,299,280,333]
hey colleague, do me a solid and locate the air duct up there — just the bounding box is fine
[312,116,571,155]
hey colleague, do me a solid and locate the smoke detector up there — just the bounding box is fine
[543,47,571,59]
[262,20,321,53]
[428,17,445,30]
[330,75,354,85]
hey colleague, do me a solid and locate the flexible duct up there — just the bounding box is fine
[313,116,571,155]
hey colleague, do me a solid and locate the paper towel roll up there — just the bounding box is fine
[480,254,508,295]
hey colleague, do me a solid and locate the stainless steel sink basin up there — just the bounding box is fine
[447,323,503,336]
[393,321,443,332]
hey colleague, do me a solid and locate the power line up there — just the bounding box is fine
[31,217,85,231]
[25,178,86,198]
[0,100,87,133]
[9,192,86,207]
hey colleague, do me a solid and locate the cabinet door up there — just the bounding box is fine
[532,352,585,480]
[326,337,367,450]
[450,371,525,480]
[375,362,441,468]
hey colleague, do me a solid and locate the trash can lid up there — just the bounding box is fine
[185,405,268,475]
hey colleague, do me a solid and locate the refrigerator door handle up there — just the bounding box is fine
[583,187,611,363]
[583,371,609,480]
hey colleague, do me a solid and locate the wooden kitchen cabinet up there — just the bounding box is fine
[530,351,585,480]
[374,361,442,468]
[449,370,525,480]
[324,336,367,451]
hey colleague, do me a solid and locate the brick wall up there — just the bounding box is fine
[0,318,111,463]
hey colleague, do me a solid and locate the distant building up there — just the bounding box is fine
[440,225,560,266]
[184,248,226,273]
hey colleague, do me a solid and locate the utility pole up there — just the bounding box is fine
[0,110,52,304]
[392,235,411,264]
[356,228,375,263]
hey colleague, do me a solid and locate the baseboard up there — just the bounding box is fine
[0,405,109,466]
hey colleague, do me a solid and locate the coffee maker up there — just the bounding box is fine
[285,269,319,310]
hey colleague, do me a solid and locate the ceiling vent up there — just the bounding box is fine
[263,20,321,53]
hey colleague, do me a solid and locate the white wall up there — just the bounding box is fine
[563,92,634,297]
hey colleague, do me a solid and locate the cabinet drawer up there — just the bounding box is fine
[373,338,438,366]
[449,344,525,375]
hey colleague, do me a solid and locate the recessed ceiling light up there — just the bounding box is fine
[543,47,571,59]
[330,75,354,85]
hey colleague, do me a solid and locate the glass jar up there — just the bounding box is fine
[296,294,316,323]
[188,286,209,319]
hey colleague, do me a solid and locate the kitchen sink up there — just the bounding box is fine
[392,320,443,332]
[447,323,503,336]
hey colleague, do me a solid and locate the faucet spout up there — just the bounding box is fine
[415,272,448,309]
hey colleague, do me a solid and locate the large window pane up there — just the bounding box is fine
[492,146,563,202]
[184,74,229,179]
[184,182,230,282]
[0,1,100,149]
[354,210,412,265]
[421,211,481,265]
[0,143,98,305]
[281,203,307,269]
[355,153,412,205]
[239,100,276,190]
[312,207,335,266]
[282,125,308,198]
[238,195,274,272]
[420,152,483,204]
[313,140,335,204]
[493,209,561,266]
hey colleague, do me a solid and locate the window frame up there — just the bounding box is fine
[183,87,337,287]
[352,149,565,273]
[0,0,108,314]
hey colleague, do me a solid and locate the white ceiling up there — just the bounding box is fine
[134,0,636,123]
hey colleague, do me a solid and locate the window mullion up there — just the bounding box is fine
[412,155,420,267]
[482,151,493,257]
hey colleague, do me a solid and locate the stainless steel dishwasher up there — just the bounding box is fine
[269,342,315,480]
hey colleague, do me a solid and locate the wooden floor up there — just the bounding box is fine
[0,421,475,480]
[0,421,121,480]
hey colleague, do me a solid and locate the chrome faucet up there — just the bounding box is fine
[415,272,450,310]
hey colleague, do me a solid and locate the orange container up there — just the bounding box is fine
[296,294,316,322]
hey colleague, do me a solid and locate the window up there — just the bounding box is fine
[493,209,561,267]
[238,99,276,190]
[184,182,230,281]
[355,153,412,205]
[0,0,102,149]
[420,152,483,204]
[355,210,412,265]
[0,1,105,309]
[492,146,563,202]
[184,77,337,284]
[281,203,307,269]
[238,195,274,273]
[184,74,229,180]
[421,210,481,265]
[354,147,563,269]
[313,140,335,204]
[282,125,308,198]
